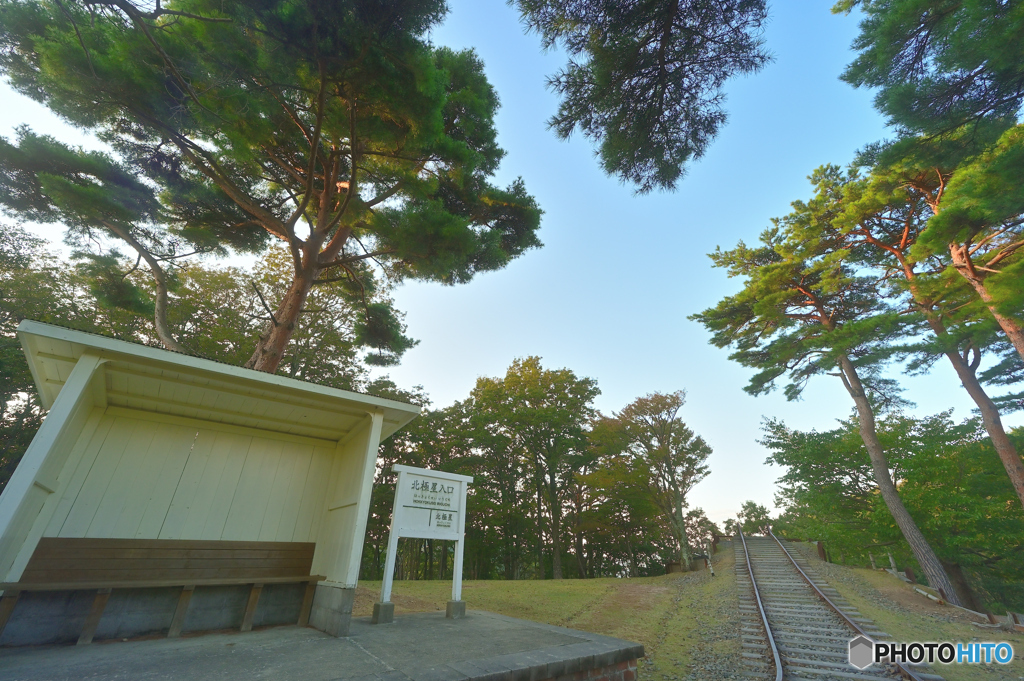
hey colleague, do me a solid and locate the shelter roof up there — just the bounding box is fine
[17,320,420,443]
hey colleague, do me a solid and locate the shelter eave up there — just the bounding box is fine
[17,320,420,443]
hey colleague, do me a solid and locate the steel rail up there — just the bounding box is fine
[739,530,783,681]
[768,529,927,681]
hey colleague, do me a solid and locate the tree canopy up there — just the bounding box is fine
[515,0,771,192]
[837,0,1024,133]
[0,0,541,371]
[737,501,771,535]
[0,224,403,487]
[693,198,966,605]
[773,159,1024,509]
[470,357,600,579]
[613,390,711,568]
[351,359,719,581]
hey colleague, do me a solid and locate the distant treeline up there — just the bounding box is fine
[766,413,1024,612]
[360,362,718,581]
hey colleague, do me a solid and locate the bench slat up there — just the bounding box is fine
[23,556,315,572]
[28,548,314,561]
[31,538,315,552]
[21,538,316,585]
[22,567,321,583]
[0,575,326,592]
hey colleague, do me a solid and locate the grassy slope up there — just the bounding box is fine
[354,547,740,681]
[787,542,1024,681]
[355,542,1023,680]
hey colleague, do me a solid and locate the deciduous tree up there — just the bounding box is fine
[470,357,599,579]
[766,412,1024,611]
[614,390,711,569]
[738,501,771,536]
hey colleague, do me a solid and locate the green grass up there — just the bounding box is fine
[830,568,1024,681]
[356,544,1024,680]
[354,548,740,681]
[783,542,1024,681]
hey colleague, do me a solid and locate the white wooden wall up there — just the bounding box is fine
[0,354,107,582]
[1,350,390,588]
[44,408,337,544]
[311,411,382,586]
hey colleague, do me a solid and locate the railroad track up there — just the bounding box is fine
[735,531,944,681]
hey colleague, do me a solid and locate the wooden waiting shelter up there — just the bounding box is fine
[0,321,419,645]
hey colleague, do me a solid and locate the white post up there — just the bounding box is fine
[342,411,384,586]
[452,538,464,602]
[380,470,403,604]
[380,531,400,603]
[452,477,468,601]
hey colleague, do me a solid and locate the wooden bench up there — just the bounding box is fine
[0,538,325,644]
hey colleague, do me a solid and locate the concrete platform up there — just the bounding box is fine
[0,610,644,681]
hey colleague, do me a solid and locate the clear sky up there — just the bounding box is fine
[2,0,1019,528]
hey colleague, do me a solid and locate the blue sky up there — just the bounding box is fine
[2,0,1018,527]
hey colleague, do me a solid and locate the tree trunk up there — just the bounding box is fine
[677,525,692,571]
[103,221,184,354]
[904,270,1024,510]
[548,473,563,579]
[838,355,963,606]
[674,492,691,570]
[535,469,545,579]
[507,532,516,580]
[246,269,314,373]
[950,243,1024,360]
[941,561,982,612]
[939,347,1024,509]
[574,520,587,578]
[624,529,637,578]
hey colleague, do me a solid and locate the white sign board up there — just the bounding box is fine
[380,465,473,604]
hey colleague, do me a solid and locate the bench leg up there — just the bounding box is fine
[78,588,112,645]
[298,581,316,626]
[0,590,21,640]
[240,583,263,632]
[168,585,195,638]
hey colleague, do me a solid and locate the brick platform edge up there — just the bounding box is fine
[548,659,638,681]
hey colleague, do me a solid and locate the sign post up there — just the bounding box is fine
[373,464,473,624]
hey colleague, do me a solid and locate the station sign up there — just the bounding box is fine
[380,464,473,605]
